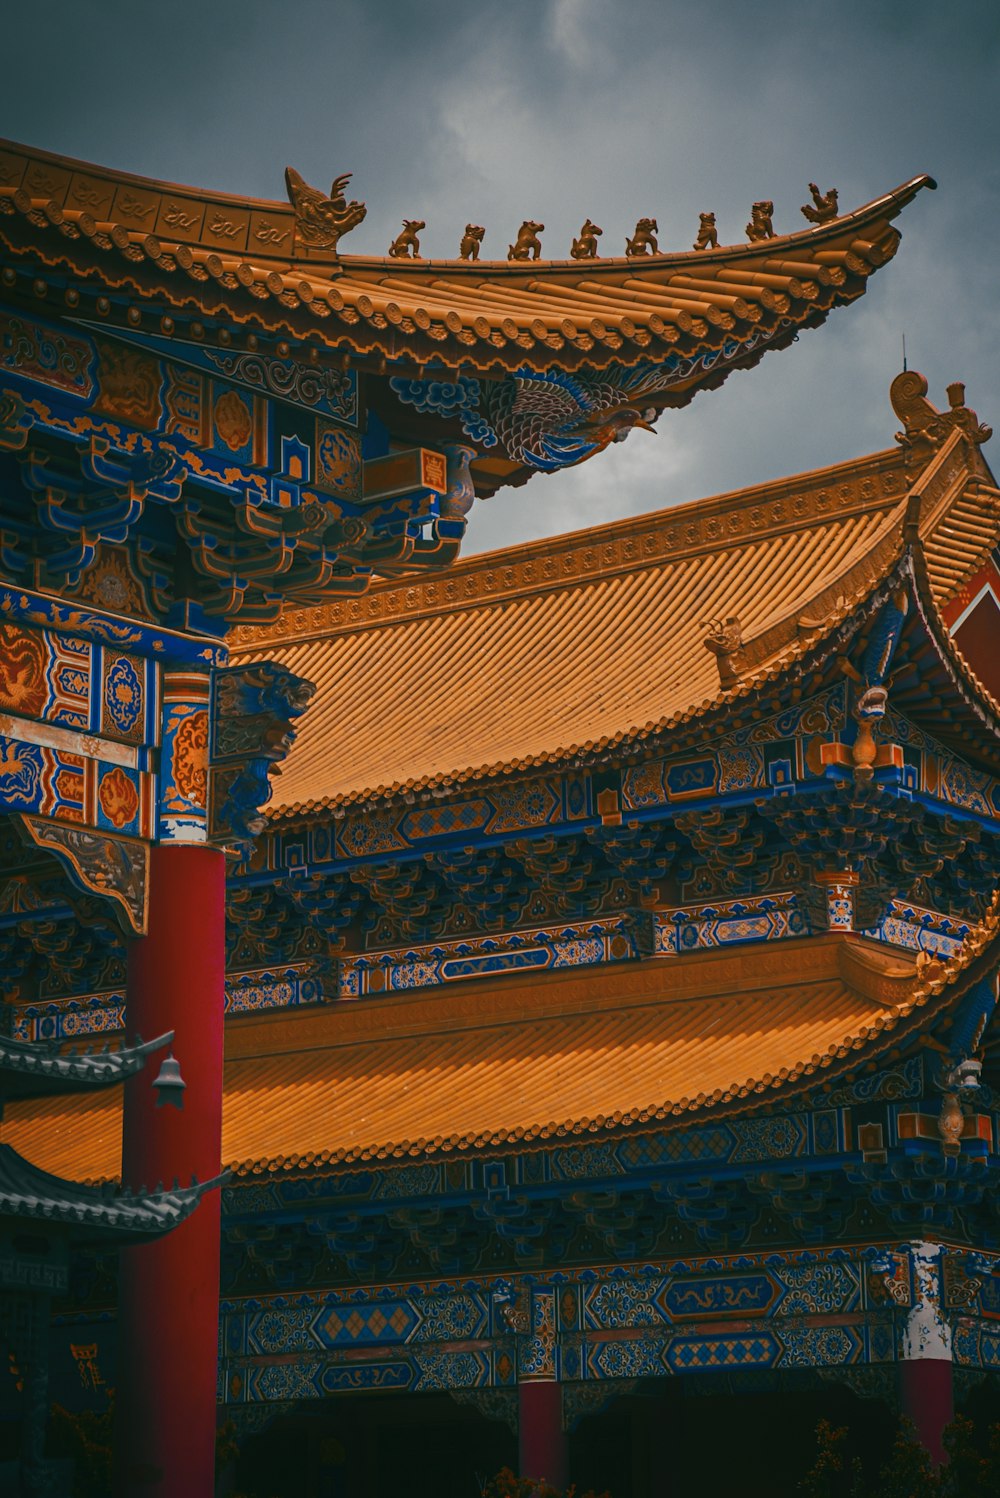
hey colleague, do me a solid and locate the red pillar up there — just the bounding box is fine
[114,843,226,1498]
[898,1359,954,1468]
[518,1381,567,1492]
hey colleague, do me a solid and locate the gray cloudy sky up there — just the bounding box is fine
[4,0,998,552]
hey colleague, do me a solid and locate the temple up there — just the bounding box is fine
[3,139,1000,1496]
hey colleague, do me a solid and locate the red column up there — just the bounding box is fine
[898,1359,954,1468]
[114,842,226,1498]
[518,1381,567,1492]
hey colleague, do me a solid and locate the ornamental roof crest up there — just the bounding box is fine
[283,166,366,252]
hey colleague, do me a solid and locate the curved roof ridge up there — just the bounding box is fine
[0,139,935,271]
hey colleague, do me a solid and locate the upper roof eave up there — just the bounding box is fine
[0,139,935,378]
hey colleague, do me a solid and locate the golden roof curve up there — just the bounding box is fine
[0,139,934,377]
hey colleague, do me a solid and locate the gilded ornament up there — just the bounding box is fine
[388,220,425,259]
[169,709,209,807]
[891,370,992,468]
[98,767,140,830]
[570,219,602,259]
[625,218,659,256]
[76,550,145,617]
[938,1090,964,1156]
[745,201,775,242]
[508,221,544,261]
[851,683,887,781]
[801,183,839,224]
[459,224,485,261]
[0,624,47,717]
[283,166,367,252]
[213,389,254,453]
[693,212,718,251]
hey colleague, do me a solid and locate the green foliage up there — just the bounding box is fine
[940,1414,1000,1498]
[48,1397,114,1498]
[798,1414,1000,1498]
[872,1421,936,1498]
[796,1419,863,1498]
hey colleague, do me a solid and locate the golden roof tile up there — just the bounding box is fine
[229,427,997,815]
[8,897,998,1184]
[0,933,934,1181]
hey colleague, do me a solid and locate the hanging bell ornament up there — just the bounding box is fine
[152,1051,187,1110]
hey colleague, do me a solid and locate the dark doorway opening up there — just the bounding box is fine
[570,1378,895,1498]
[232,1390,515,1498]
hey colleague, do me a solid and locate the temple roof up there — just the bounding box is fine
[0,1143,214,1240]
[0,141,931,381]
[0,1031,173,1101]
[2,919,994,1180]
[231,422,999,816]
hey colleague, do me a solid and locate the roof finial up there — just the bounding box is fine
[902,333,907,373]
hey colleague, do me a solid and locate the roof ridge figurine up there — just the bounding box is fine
[388,219,424,259]
[802,182,839,224]
[891,369,993,468]
[508,220,544,261]
[284,165,367,252]
[693,212,718,251]
[746,200,776,242]
[625,217,659,255]
[459,224,485,260]
[570,218,602,259]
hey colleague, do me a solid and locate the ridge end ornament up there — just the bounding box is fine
[284,166,367,252]
[890,369,992,469]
